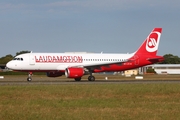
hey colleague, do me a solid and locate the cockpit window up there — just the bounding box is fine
[13,58,23,61]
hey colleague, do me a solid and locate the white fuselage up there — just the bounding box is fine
[7,53,134,71]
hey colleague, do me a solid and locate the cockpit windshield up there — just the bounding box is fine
[13,58,23,61]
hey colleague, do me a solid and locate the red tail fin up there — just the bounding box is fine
[135,28,162,56]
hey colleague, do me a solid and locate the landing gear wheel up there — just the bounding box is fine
[74,77,81,81]
[27,77,32,82]
[88,76,95,81]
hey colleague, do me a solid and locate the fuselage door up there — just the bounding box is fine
[29,54,35,65]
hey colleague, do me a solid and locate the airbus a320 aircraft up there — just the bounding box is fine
[6,28,164,81]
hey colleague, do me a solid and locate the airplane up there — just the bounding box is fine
[6,28,164,82]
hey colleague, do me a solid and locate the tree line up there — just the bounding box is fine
[0,51,180,64]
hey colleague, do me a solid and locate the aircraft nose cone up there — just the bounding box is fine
[6,61,14,69]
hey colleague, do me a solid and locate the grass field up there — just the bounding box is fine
[0,83,180,120]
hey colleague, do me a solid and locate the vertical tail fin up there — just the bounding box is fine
[135,28,162,56]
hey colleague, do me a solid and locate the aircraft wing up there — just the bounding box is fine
[71,60,129,71]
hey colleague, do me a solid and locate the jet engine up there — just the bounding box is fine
[47,71,64,77]
[65,67,84,78]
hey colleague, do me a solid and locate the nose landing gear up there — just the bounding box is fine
[27,72,33,82]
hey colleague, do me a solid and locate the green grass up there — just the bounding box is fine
[0,84,180,120]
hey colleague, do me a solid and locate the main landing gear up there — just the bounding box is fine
[88,72,95,81]
[74,72,95,81]
[74,77,81,81]
[74,76,95,81]
[88,76,95,81]
[27,72,33,82]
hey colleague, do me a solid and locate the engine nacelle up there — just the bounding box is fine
[47,71,64,77]
[65,68,84,78]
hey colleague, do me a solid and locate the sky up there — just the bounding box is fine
[0,0,180,57]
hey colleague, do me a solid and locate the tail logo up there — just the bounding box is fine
[146,31,161,52]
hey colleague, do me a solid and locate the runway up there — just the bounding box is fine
[1,75,180,85]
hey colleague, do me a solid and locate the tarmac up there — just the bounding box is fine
[0,75,180,85]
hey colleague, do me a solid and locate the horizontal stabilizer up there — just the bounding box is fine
[147,56,164,63]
